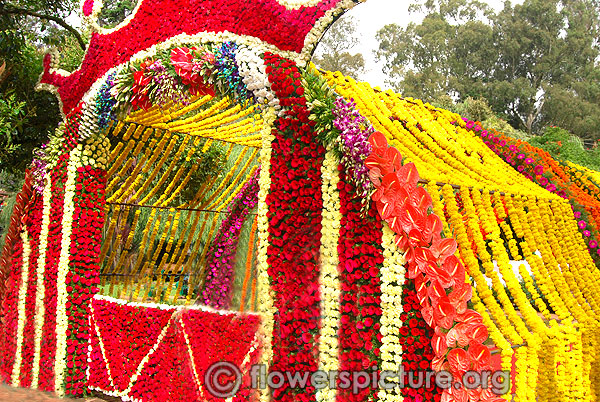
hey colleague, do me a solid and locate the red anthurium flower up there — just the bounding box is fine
[448,282,472,314]
[396,162,420,189]
[415,273,429,304]
[447,348,470,378]
[411,186,433,211]
[407,228,424,247]
[421,305,434,327]
[378,199,395,220]
[414,246,435,270]
[466,386,482,402]
[433,296,456,329]
[468,323,489,344]
[431,237,458,260]
[394,232,409,250]
[398,203,426,233]
[385,146,403,170]
[456,309,484,325]
[467,342,491,371]
[432,333,448,356]
[170,47,195,80]
[444,255,466,287]
[446,323,470,347]
[368,130,388,155]
[423,214,443,243]
[427,279,446,302]
[365,154,390,179]
[431,354,446,372]
[426,260,453,287]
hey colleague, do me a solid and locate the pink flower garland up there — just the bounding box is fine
[201,168,260,310]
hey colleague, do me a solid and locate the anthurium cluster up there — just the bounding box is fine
[365,131,500,402]
[201,168,260,309]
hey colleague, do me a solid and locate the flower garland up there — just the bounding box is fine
[263,52,324,401]
[336,166,383,402]
[377,224,409,402]
[30,179,52,389]
[37,152,69,392]
[316,150,342,402]
[53,146,81,396]
[62,160,106,397]
[0,235,25,383]
[201,168,260,309]
[10,229,32,386]
[256,106,277,402]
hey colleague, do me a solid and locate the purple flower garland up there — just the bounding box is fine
[332,97,374,202]
[200,168,260,309]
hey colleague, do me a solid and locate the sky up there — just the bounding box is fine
[322,0,522,89]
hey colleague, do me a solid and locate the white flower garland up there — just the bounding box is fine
[54,146,81,396]
[10,228,32,386]
[236,45,280,113]
[316,150,342,402]
[30,178,52,389]
[256,107,276,402]
[377,223,407,402]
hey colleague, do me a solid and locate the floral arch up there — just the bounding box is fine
[1,0,600,402]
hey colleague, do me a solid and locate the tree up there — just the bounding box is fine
[376,0,600,141]
[0,0,85,172]
[313,15,366,78]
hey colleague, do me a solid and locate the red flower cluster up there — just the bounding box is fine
[18,195,44,388]
[38,153,69,392]
[87,298,260,402]
[336,167,383,402]
[399,282,441,402]
[40,0,345,114]
[63,103,84,152]
[365,132,499,402]
[264,52,325,402]
[0,237,24,382]
[63,166,106,396]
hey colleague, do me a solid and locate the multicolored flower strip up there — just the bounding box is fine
[263,51,324,402]
[39,0,365,114]
[201,168,260,309]
[460,119,600,266]
[87,295,261,402]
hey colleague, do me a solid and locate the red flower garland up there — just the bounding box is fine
[18,195,44,387]
[38,152,69,392]
[0,237,24,382]
[264,52,324,402]
[336,167,383,402]
[63,166,106,396]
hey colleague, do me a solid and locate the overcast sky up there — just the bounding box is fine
[322,0,523,89]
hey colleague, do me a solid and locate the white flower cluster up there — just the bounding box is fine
[236,45,281,113]
[377,223,407,402]
[31,180,53,389]
[255,108,277,402]
[316,150,342,402]
[54,147,80,396]
[81,134,111,170]
[11,229,32,386]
